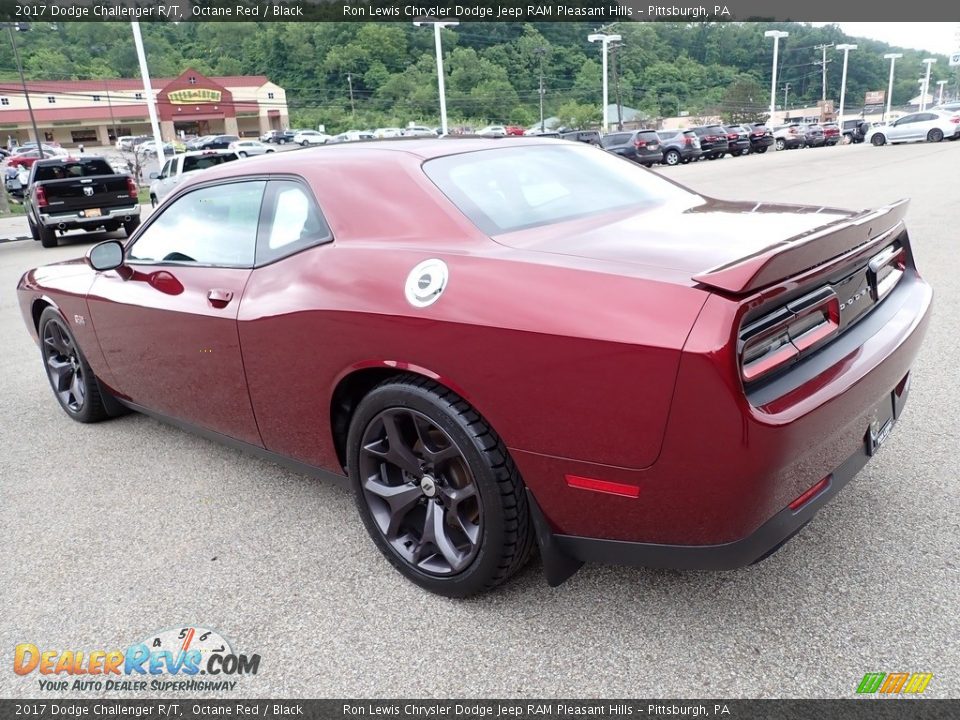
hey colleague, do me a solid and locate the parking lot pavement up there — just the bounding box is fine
[1,142,957,699]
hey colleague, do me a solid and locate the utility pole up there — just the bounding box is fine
[783,82,791,113]
[611,41,623,130]
[534,46,547,133]
[104,79,118,144]
[5,22,45,157]
[413,20,459,136]
[814,43,834,102]
[346,72,355,117]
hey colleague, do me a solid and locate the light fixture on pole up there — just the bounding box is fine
[131,21,165,168]
[587,32,621,135]
[883,53,902,122]
[764,30,789,122]
[921,58,937,111]
[413,19,459,136]
[836,44,857,124]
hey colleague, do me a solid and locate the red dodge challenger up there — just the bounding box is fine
[17,138,932,596]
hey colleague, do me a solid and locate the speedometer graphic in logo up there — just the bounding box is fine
[141,626,232,670]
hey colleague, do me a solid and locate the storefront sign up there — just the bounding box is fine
[168,89,222,104]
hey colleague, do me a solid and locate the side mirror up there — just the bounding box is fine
[87,240,124,272]
[149,171,159,180]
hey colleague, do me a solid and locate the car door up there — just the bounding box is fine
[889,114,917,141]
[86,179,266,445]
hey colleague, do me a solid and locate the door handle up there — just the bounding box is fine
[207,289,234,308]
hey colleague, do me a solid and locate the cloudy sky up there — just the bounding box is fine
[813,22,960,56]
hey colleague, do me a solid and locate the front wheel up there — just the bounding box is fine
[347,376,534,597]
[927,128,944,143]
[871,133,886,146]
[38,307,110,423]
[775,138,786,151]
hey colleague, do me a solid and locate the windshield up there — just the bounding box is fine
[182,154,237,172]
[423,144,695,235]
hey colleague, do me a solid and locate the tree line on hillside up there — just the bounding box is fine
[0,22,954,131]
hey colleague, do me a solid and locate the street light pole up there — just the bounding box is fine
[765,30,789,123]
[937,79,948,106]
[588,32,621,135]
[413,20,459,136]
[883,53,902,122]
[836,44,857,124]
[921,58,937,111]
[130,21,165,168]
[5,23,45,157]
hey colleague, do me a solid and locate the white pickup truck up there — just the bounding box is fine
[148,149,239,206]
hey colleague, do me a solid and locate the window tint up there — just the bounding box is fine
[424,144,694,235]
[34,159,113,182]
[256,180,331,265]
[636,131,659,142]
[128,181,265,267]
[183,154,237,173]
[600,133,631,147]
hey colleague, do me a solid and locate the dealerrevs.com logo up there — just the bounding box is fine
[14,626,260,692]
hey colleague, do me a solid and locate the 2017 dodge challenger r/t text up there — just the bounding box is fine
[17,138,932,597]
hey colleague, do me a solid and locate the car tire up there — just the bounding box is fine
[740,148,750,156]
[663,149,681,166]
[39,225,58,248]
[755,146,767,154]
[347,375,534,598]
[238,151,247,158]
[123,218,140,238]
[775,138,785,151]
[266,149,275,153]
[871,133,886,146]
[150,194,157,208]
[28,216,40,242]
[927,128,944,143]
[680,157,691,164]
[37,307,110,423]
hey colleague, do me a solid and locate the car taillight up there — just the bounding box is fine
[950,116,960,124]
[126,177,138,199]
[868,244,906,302]
[35,185,48,208]
[727,133,737,140]
[705,135,717,141]
[739,287,840,383]
[684,136,693,146]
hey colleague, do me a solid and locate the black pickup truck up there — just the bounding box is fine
[25,156,141,248]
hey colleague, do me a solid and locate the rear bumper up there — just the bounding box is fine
[636,151,664,165]
[750,136,774,149]
[38,204,140,229]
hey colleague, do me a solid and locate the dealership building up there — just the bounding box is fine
[0,68,289,147]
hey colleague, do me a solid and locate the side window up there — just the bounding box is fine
[128,181,265,267]
[255,179,331,265]
[160,160,172,179]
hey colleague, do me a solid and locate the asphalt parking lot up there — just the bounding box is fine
[1,141,957,699]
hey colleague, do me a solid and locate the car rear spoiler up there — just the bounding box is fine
[692,198,910,294]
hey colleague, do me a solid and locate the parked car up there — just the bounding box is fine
[185,135,214,151]
[690,125,730,159]
[373,127,404,139]
[229,140,275,157]
[772,123,805,151]
[505,125,526,136]
[800,124,826,148]
[477,125,508,138]
[931,101,960,113]
[655,129,703,166]
[148,149,239,205]
[866,111,960,146]
[261,130,296,145]
[822,122,841,146]
[23,156,140,247]
[17,139,932,597]
[559,130,601,145]
[403,126,436,138]
[841,119,871,144]
[139,140,178,157]
[7,149,47,170]
[742,123,774,153]
[722,126,751,156]
[192,135,239,151]
[294,130,332,146]
[599,129,664,166]
[330,131,375,143]
[115,135,136,150]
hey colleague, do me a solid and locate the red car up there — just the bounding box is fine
[17,139,932,597]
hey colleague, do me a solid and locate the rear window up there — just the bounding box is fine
[182,154,237,173]
[636,131,659,142]
[34,159,114,182]
[599,133,631,148]
[423,144,693,235]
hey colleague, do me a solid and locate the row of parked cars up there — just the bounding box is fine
[599,123,774,167]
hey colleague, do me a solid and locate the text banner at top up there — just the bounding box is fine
[1,0,959,22]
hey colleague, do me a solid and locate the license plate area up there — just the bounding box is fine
[865,392,897,456]
[82,208,102,218]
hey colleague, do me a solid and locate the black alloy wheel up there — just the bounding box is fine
[928,128,944,142]
[348,376,534,597]
[38,308,109,422]
[872,133,886,146]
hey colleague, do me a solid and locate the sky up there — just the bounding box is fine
[813,22,960,56]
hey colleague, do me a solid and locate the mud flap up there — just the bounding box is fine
[525,488,584,587]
